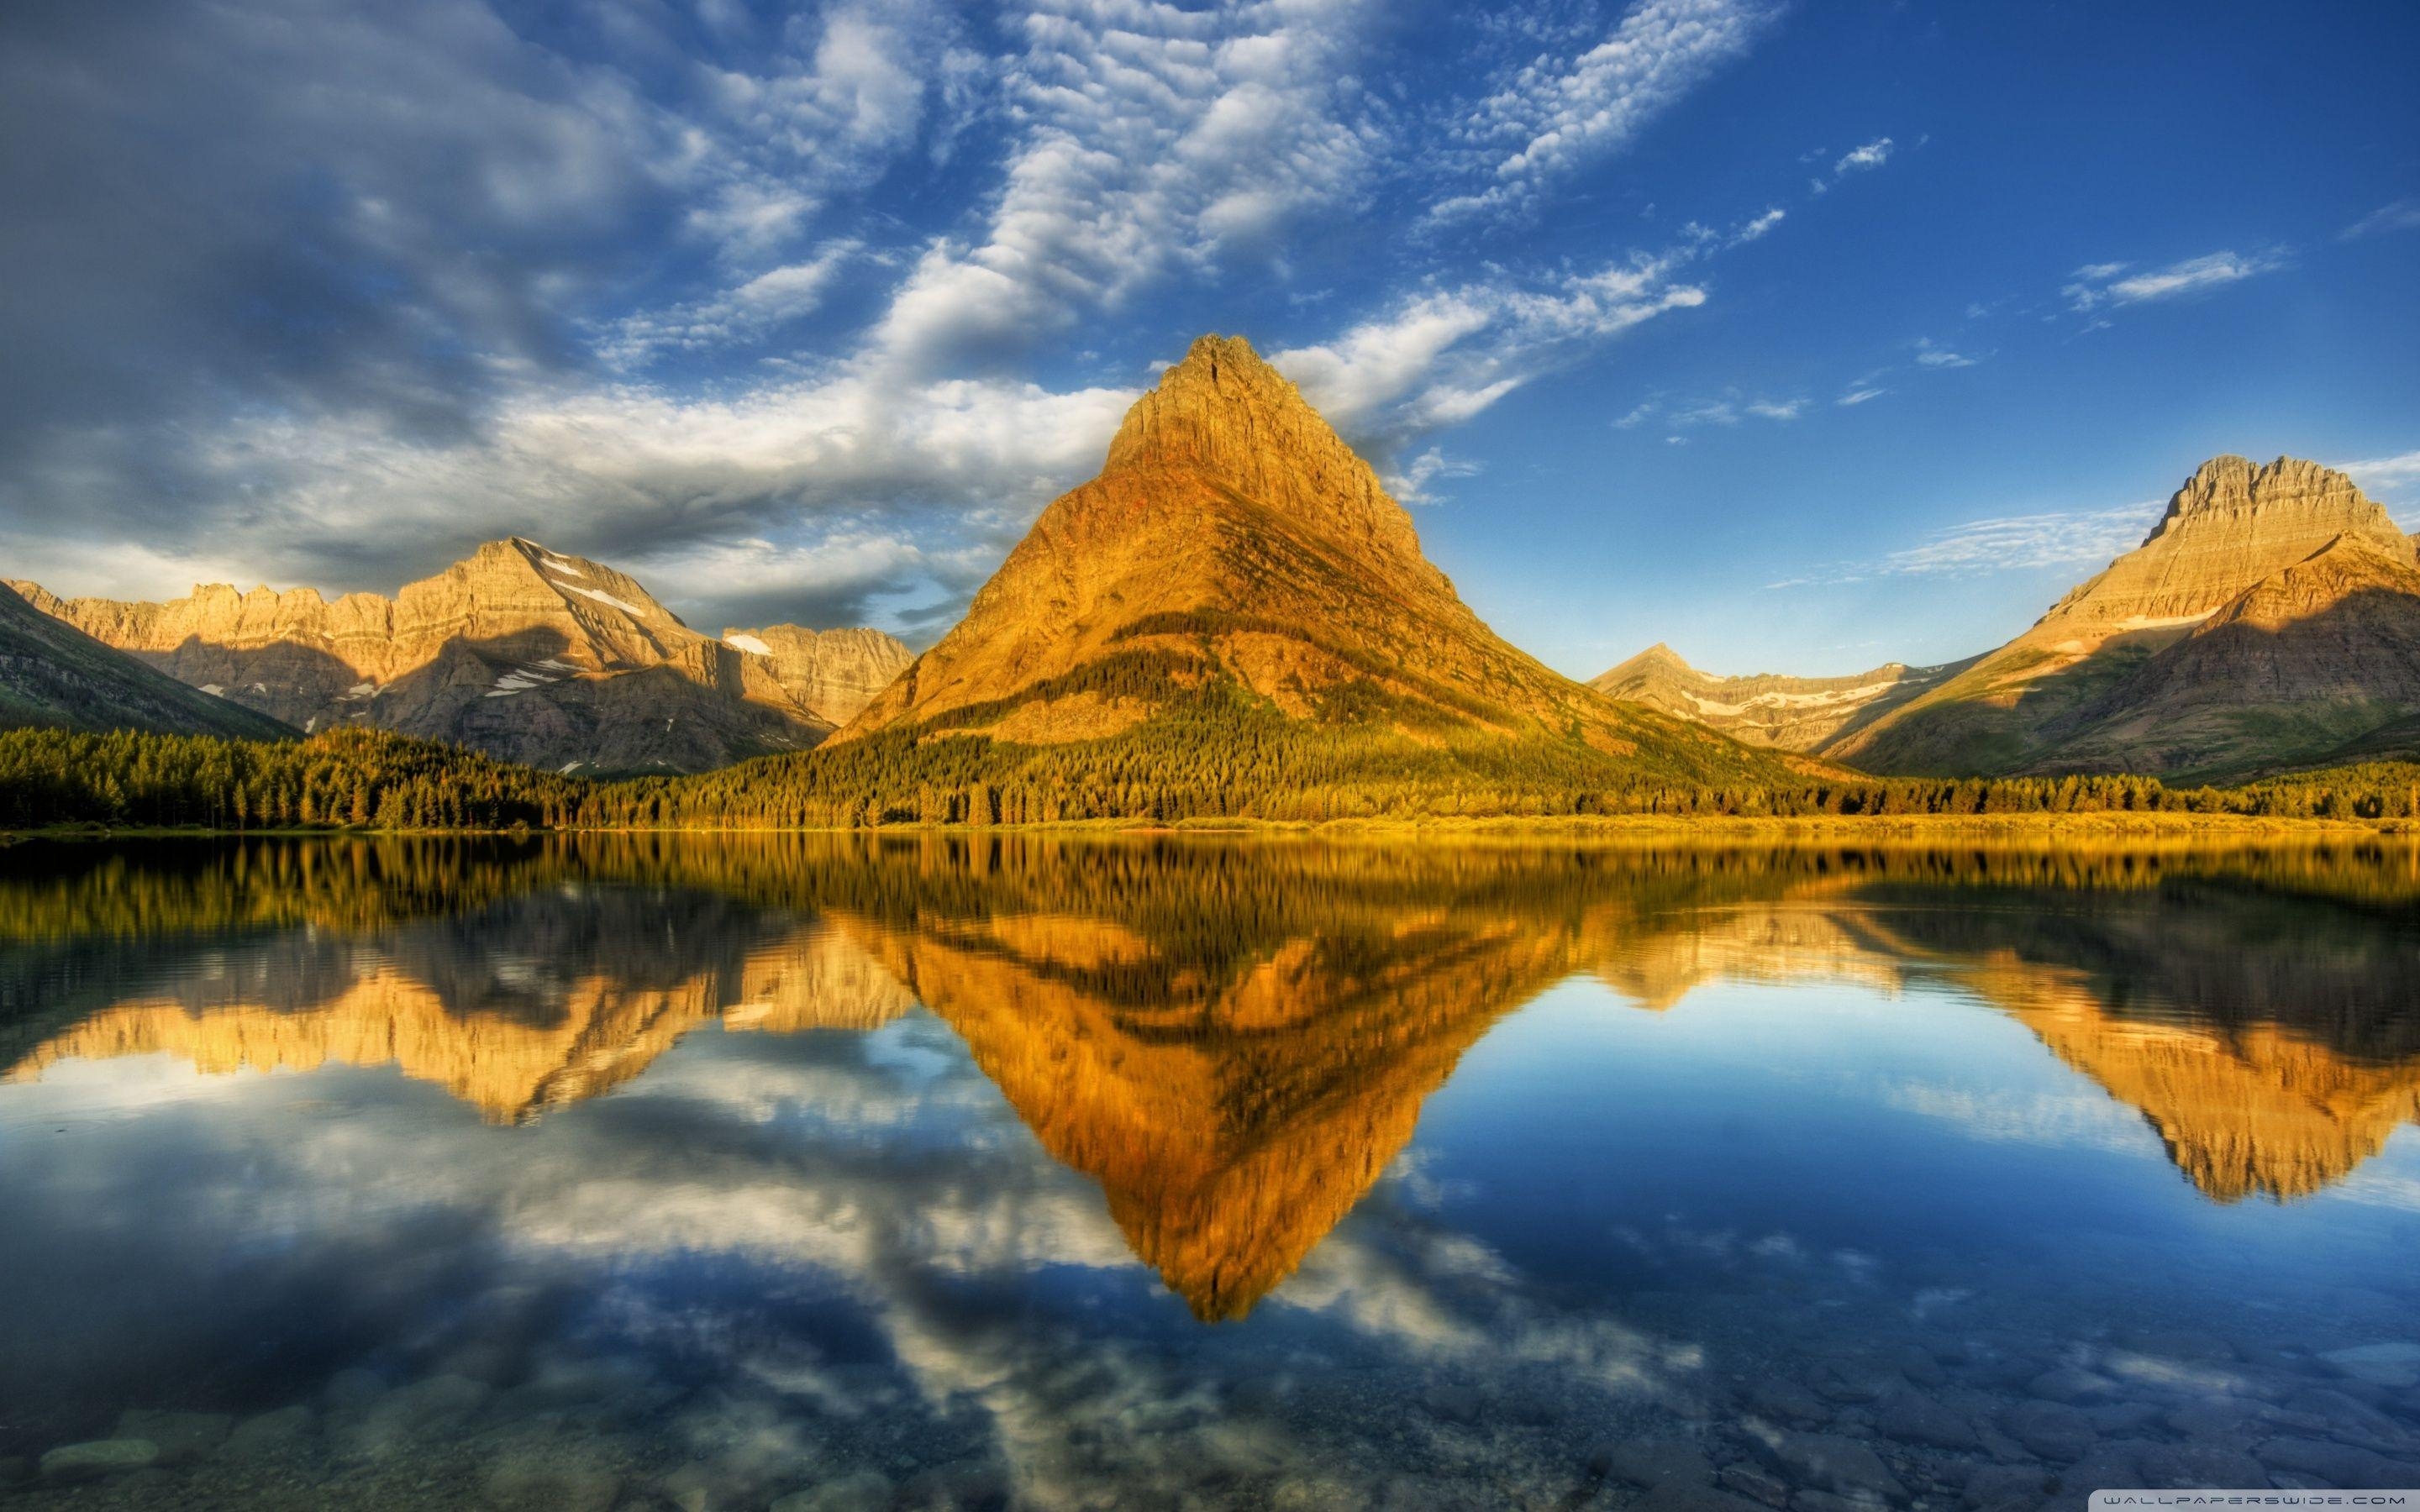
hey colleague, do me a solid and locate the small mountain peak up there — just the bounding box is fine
[1597,643,1698,684]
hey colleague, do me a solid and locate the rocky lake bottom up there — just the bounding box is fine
[1,834,2416,1510]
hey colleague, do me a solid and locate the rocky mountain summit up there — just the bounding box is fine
[1617,455,2420,779]
[838,333,1766,787]
[11,540,909,773]
[718,624,913,727]
[1590,643,1973,750]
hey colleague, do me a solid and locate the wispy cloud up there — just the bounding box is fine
[1612,390,1803,431]
[2341,200,2420,241]
[1833,137,1893,176]
[1767,501,2157,588]
[1807,134,1898,195]
[2338,449,2420,501]
[1835,386,1886,407]
[1912,337,1977,369]
[1428,0,1780,224]
[2064,249,2288,312]
[1388,446,1481,505]
[1273,239,1720,449]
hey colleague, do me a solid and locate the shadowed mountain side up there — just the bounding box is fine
[2039,542,2420,777]
[0,580,293,740]
[1826,458,2420,777]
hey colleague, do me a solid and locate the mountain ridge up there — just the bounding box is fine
[11,540,909,773]
[1606,454,2420,780]
[0,581,296,741]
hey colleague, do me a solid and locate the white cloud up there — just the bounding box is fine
[1767,500,2159,588]
[2064,249,2288,311]
[1272,243,1712,450]
[1428,0,1778,224]
[1912,337,1976,369]
[2341,199,2420,240]
[1733,207,1786,243]
[1744,398,1803,420]
[601,240,862,366]
[1832,136,1892,176]
[871,0,1380,372]
[1835,386,1886,406]
[1387,446,1481,505]
[2338,449,2420,499]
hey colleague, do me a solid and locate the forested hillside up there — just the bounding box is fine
[7,724,2418,832]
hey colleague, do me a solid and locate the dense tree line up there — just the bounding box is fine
[4,720,2420,835]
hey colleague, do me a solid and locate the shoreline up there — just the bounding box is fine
[4,811,2408,843]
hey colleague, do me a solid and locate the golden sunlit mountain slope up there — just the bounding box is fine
[828,334,1794,797]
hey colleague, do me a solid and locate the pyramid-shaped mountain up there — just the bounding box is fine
[13,541,910,774]
[836,334,1771,786]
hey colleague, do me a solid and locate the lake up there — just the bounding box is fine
[2,833,2418,1510]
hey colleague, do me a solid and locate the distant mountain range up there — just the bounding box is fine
[5,331,2417,790]
[8,541,909,774]
[1602,455,2420,780]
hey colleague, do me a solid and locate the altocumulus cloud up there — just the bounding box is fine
[0,0,1801,634]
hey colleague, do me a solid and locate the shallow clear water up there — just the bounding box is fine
[2,834,2418,1510]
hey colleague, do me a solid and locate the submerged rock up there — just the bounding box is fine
[2323,1343,2420,1389]
[482,1452,621,1512]
[2001,1400,2096,1462]
[771,1470,896,1512]
[1589,1439,1715,1489]
[1750,1431,1907,1501]
[39,1438,159,1483]
[113,1408,232,1466]
[224,1404,316,1459]
[1875,1391,1980,1451]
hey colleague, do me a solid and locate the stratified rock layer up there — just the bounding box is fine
[720,624,912,726]
[10,539,881,772]
[0,581,293,740]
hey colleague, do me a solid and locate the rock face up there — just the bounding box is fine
[1626,455,2420,778]
[0,581,293,741]
[838,333,1758,781]
[718,624,912,727]
[9,539,893,773]
[1589,643,1974,750]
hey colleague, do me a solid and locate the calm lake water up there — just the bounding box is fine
[3,834,2419,1511]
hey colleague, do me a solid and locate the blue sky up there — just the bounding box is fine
[3,0,2416,676]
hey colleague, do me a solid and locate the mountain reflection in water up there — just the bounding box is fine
[6,834,2418,1323]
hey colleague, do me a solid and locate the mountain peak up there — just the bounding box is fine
[2148,454,2385,544]
[1100,332,1418,561]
